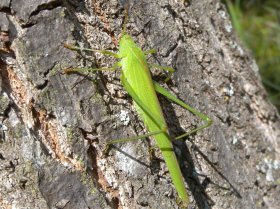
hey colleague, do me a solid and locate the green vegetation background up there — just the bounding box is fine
[225,0,280,112]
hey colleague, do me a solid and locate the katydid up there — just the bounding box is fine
[64,14,212,207]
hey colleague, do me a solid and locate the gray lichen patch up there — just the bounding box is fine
[0,93,9,115]
[0,123,48,209]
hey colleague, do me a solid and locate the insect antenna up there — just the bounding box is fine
[120,8,129,38]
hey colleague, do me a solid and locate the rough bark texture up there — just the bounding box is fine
[0,0,279,209]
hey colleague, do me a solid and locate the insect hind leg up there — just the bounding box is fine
[153,81,212,140]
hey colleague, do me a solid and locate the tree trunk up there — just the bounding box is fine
[0,0,279,208]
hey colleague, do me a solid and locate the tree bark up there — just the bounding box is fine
[0,0,279,209]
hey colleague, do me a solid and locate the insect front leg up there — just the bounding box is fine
[144,49,156,55]
[64,44,121,58]
[148,63,175,82]
[63,44,123,74]
[63,61,122,74]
